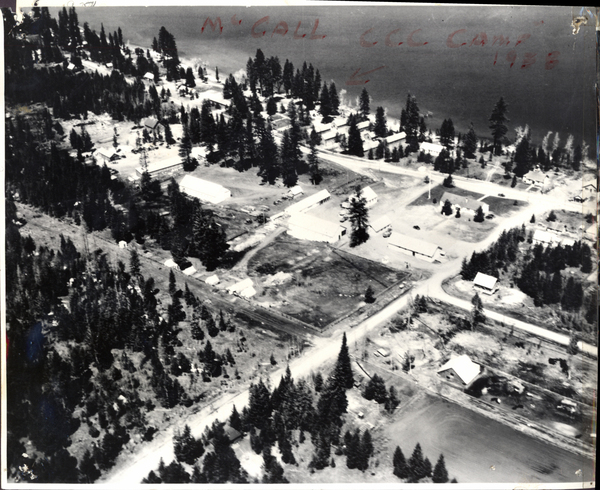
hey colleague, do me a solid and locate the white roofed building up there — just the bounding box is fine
[288,185,304,198]
[370,215,392,233]
[228,278,253,295]
[473,272,499,295]
[205,274,220,285]
[532,229,557,247]
[179,175,231,204]
[388,233,442,262]
[288,213,347,243]
[285,189,331,215]
[437,355,481,386]
[136,157,183,178]
[351,186,378,208]
[420,142,445,157]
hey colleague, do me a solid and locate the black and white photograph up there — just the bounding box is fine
[1,1,597,487]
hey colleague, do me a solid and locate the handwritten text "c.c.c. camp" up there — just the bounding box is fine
[200,16,326,40]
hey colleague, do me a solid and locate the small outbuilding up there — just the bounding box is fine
[370,215,392,233]
[473,272,499,295]
[118,240,128,249]
[437,354,481,386]
[205,274,220,286]
[164,258,180,270]
[228,278,253,295]
[351,186,378,208]
[288,185,304,198]
[182,266,197,276]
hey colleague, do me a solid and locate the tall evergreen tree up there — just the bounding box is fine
[393,445,409,479]
[432,454,449,483]
[347,114,364,157]
[374,106,387,138]
[463,122,477,159]
[359,88,370,121]
[349,186,369,247]
[334,333,354,389]
[489,97,509,155]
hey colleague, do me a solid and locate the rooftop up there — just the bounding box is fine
[473,272,498,290]
[388,232,440,257]
[437,354,480,385]
[285,189,331,215]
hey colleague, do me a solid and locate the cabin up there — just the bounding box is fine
[228,278,254,295]
[135,157,183,179]
[437,355,481,386]
[179,175,231,204]
[182,266,197,276]
[473,272,499,295]
[285,189,331,215]
[287,213,347,243]
[205,274,220,286]
[370,215,392,233]
[95,148,118,164]
[143,72,155,81]
[350,186,378,208]
[223,425,243,443]
[420,142,444,157]
[143,117,164,137]
[378,132,406,150]
[388,233,442,262]
[440,191,489,216]
[523,169,552,188]
[164,258,180,270]
[287,185,304,198]
[532,229,557,247]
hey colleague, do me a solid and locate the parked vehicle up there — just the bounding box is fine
[413,225,420,230]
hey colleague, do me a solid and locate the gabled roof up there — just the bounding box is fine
[356,120,370,131]
[473,272,498,290]
[360,186,378,202]
[383,132,406,144]
[437,354,480,385]
[179,175,231,204]
[388,232,440,257]
[532,229,555,244]
[420,142,444,154]
[440,192,485,212]
[143,72,154,80]
[524,170,549,183]
[228,278,253,294]
[144,117,161,129]
[288,213,345,240]
[288,185,304,196]
[285,189,331,215]
[370,214,392,232]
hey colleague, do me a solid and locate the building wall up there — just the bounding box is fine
[388,244,436,262]
[288,224,342,243]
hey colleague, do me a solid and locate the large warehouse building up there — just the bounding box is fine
[287,213,346,243]
[179,175,231,204]
[388,232,442,262]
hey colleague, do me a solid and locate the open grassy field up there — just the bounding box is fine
[247,234,408,328]
[384,392,595,484]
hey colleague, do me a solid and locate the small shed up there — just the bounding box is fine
[351,186,378,208]
[143,72,155,81]
[205,274,220,285]
[288,185,304,198]
[240,286,257,298]
[118,240,128,249]
[370,215,392,233]
[223,425,242,443]
[164,258,180,270]
[437,355,480,386]
[182,266,197,276]
[473,272,498,295]
[228,278,253,295]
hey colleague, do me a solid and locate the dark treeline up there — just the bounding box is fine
[143,333,393,483]
[5,205,241,482]
[460,226,596,336]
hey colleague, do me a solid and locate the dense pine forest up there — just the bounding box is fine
[460,225,596,340]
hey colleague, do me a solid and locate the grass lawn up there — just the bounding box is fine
[248,235,408,328]
[480,196,528,215]
[408,184,484,207]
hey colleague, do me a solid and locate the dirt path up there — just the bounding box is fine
[231,225,286,274]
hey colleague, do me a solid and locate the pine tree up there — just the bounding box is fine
[374,106,387,138]
[334,333,354,389]
[407,442,426,482]
[393,445,409,479]
[463,122,477,159]
[489,97,509,155]
[432,454,449,483]
[347,114,364,157]
[359,88,370,121]
[364,285,375,303]
[473,206,485,223]
[349,186,369,247]
[470,293,486,329]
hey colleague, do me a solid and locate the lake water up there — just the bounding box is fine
[73,5,596,150]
